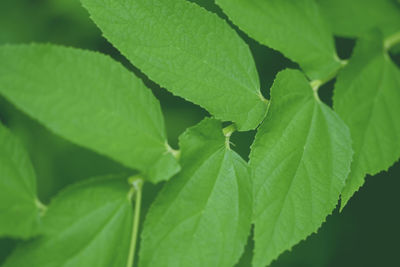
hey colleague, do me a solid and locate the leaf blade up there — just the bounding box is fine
[0,44,179,183]
[81,0,268,130]
[216,0,341,80]
[0,123,41,239]
[3,176,133,267]
[139,118,252,267]
[250,69,352,267]
[317,0,400,38]
[333,31,400,206]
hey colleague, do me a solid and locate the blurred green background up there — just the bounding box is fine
[0,1,399,266]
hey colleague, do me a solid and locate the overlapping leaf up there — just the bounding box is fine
[216,0,342,80]
[250,69,352,267]
[0,44,179,183]
[139,118,252,267]
[81,0,268,131]
[334,31,400,207]
[0,123,41,238]
[3,176,133,267]
[317,0,400,38]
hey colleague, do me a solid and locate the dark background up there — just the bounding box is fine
[0,1,399,266]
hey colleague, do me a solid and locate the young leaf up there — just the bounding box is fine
[3,176,133,267]
[139,118,252,267]
[317,0,400,38]
[333,32,400,207]
[250,69,352,267]
[216,0,342,81]
[0,123,41,238]
[0,44,179,183]
[81,0,268,131]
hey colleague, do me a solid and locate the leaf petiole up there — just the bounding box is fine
[223,123,237,149]
[165,142,181,160]
[35,198,47,216]
[126,176,144,267]
[384,31,400,51]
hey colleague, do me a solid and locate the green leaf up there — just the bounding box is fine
[0,123,41,238]
[317,0,400,38]
[333,31,400,207]
[81,0,268,131]
[250,69,352,267]
[3,176,133,267]
[0,44,179,183]
[139,118,252,267]
[216,0,342,80]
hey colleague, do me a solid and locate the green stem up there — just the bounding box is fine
[165,142,181,160]
[126,177,144,267]
[310,30,400,91]
[35,198,47,216]
[258,91,269,103]
[222,123,237,149]
[222,123,237,137]
[384,31,400,51]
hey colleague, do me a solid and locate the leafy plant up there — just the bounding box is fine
[0,0,399,266]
